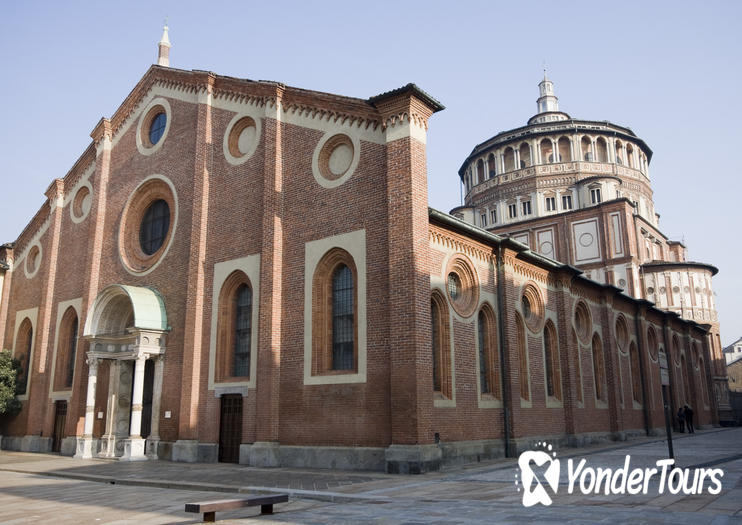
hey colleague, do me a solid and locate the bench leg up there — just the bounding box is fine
[260,503,274,515]
[203,511,216,522]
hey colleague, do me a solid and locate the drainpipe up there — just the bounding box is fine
[634,302,651,435]
[496,243,514,457]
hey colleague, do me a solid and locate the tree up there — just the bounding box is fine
[0,349,22,417]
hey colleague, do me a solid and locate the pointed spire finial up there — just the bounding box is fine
[157,20,171,67]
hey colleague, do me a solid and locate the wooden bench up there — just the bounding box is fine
[184,494,289,522]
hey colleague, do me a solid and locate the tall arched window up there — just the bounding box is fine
[431,291,452,399]
[477,306,499,398]
[217,271,253,381]
[544,321,561,400]
[476,159,485,185]
[592,334,605,401]
[312,248,358,375]
[699,358,709,406]
[233,284,252,377]
[15,318,33,395]
[331,265,354,370]
[516,312,529,401]
[596,137,608,162]
[572,329,583,404]
[629,342,642,404]
[54,307,79,391]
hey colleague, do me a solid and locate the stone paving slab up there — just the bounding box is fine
[0,427,740,522]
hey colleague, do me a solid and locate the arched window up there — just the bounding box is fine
[217,271,253,381]
[331,265,354,370]
[519,143,531,168]
[629,342,642,404]
[592,334,605,401]
[504,147,515,172]
[54,307,79,391]
[615,141,624,165]
[626,144,635,168]
[431,291,452,399]
[581,136,593,161]
[544,321,561,400]
[312,249,358,375]
[558,137,571,162]
[572,329,583,404]
[476,159,484,185]
[680,354,691,405]
[516,312,529,401]
[540,139,553,163]
[233,284,252,376]
[596,137,608,162]
[15,318,33,395]
[477,306,499,398]
[487,153,497,178]
[647,327,658,360]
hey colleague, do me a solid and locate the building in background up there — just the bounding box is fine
[723,337,742,366]
[0,33,722,471]
[452,73,730,422]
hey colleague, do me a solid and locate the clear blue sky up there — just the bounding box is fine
[1,1,740,344]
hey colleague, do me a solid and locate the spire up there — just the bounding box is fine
[157,20,171,67]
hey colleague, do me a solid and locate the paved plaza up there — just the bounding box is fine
[1,427,741,524]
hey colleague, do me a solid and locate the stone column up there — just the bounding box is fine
[121,355,147,460]
[146,356,165,458]
[99,360,120,458]
[74,356,98,458]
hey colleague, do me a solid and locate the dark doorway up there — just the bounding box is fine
[140,360,154,440]
[52,400,67,453]
[218,394,243,463]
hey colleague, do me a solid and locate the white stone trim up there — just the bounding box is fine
[69,182,93,224]
[23,242,42,280]
[12,307,38,401]
[208,254,261,391]
[311,131,361,189]
[303,230,367,385]
[135,97,172,156]
[118,174,179,277]
[222,111,262,165]
[48,298,82,399]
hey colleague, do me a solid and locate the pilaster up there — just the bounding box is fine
[371,85,443,472]
[177,73,214,446]
[254,85,285,445]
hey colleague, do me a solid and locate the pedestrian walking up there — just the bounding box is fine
[677,407,685,433]
[684,404,695,433]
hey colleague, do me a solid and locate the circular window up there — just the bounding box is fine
[136,98,172,156]
[25,244,41,278]
[119,176,177,275]
[70,184,92,223]
[139,199,170,255]
[223,114,261,165]
[647,286,655,294]
[574,301,591,344]
[312,132,360,188]
[444,255,479,318]
[521,283,544,333]
[149,112,167,145]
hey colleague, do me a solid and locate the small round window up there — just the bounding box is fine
[139,199,170,255]
[149,113,167,145]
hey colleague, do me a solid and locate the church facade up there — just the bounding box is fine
[0,36,721,472]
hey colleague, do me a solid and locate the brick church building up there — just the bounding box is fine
[0,29,721,472]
